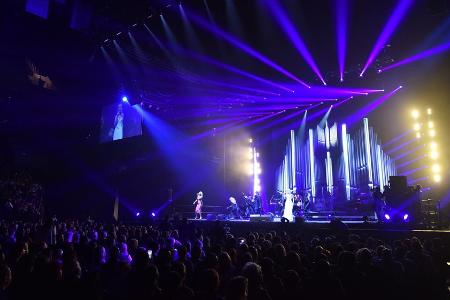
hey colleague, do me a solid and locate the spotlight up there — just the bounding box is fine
[413,123,420,131]
[430,151,438,160]
[136,212,141,217]
[433,174,441,183]
[411,110,419,119]
[428,129,436,137]
[416,132,421,139]
[427,108,432,115]
[384,213,391,221]
[122,96,129,102]
[428,121,434,129]
[430,142,437,149]
[151,212,156,217]
[431,164,441,173]
[249,138,253,143]
[247,165,254,175]
[403,213,409,221]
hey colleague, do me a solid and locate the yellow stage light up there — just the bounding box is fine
[413,123,421,131]
[429,129,436,137]
[428,121,434,129]
[432,164,441,173]
[427,108,432,115]
[430,151,438,160]
[416,132,421,139]
[433,174,441,183]
[430,142,437,150]
[411,110,420,119]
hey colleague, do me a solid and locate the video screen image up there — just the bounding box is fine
[100,102,142,143]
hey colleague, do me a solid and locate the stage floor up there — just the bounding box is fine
[187,218,375,224]
[182,218,450,238]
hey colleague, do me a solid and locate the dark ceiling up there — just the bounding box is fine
[0,0,449,169]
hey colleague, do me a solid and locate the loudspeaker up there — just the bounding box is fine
[250,214,272,222]
[217,214,227,221]
[389,176,407,192]
[206,214,216,221]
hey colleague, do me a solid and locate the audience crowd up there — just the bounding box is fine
[0,172,43,221]
[0,218,448,300]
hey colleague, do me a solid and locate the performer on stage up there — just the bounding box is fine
[193,191,203,219]
[372,186,385,221]
[282,188,295,222]
[253,192,262,215]
[227,197,239,219]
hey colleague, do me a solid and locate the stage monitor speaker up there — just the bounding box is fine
[206,214,216,221]
[389,176,407,192]
[217,214,227,221]
[250,214,272,222]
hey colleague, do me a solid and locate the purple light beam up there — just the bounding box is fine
[393,144,424,161]
[401,165,427,177]
[380,41,450,72]
[188,51,293,92]
[386,138,415,155]
[360,0,413,76]
[264,0,326,85]
[188,10,310,87]
[383,129,413,148]
[308,96,353,122]
[346,86,403,128]
[336,0,348,82]
[396,154,426,169]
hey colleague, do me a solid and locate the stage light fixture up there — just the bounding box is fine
[136,212,140,217]
[428,129,436,137]
[430,151,438,160]
[411,110,419,119]
[151,212,156,217]
[122,96,128,102]
[431,164,441,173]
[427,108,432,115]
[428,121,434,129]
[413,123,420,131]
[416,132,421,139]
[247,164,254,175]
[430,142,437,149]
[433,174,441,183]
[249,138,253,143]
[403,213,409,221]
[384,213,391,220]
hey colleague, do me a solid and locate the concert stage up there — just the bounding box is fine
[178,218,450,242]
